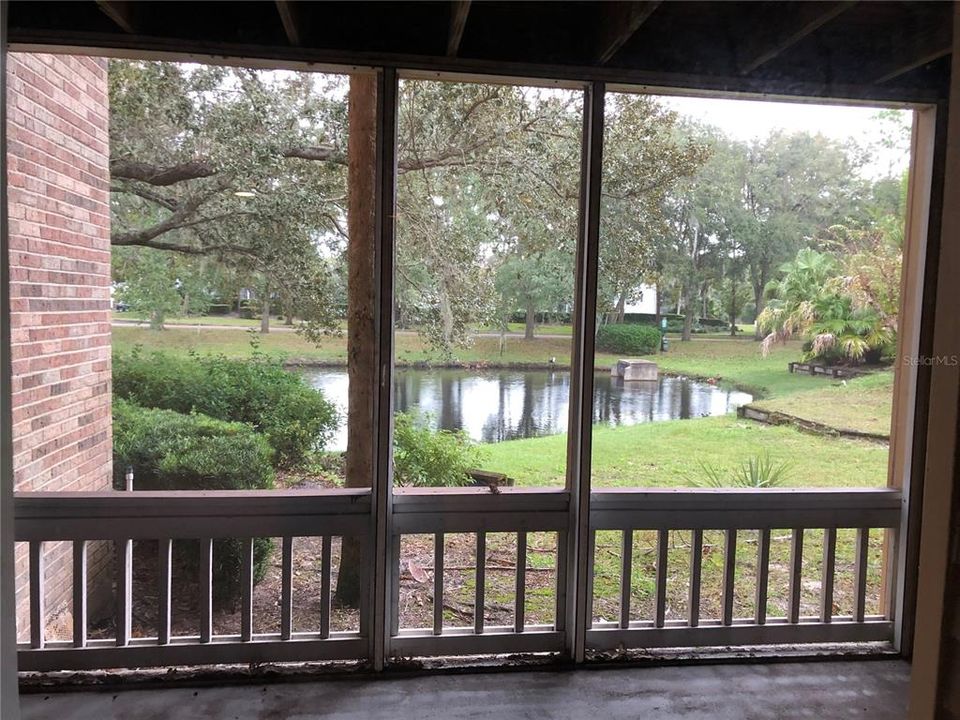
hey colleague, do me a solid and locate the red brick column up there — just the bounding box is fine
[6,52,112,642]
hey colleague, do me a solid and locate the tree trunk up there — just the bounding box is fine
[729,276,737,337]
[681,281,694,342]
[150,310,165,331]
[615,293,626,324]
[524,302,536,340]
[653,280,661,333]
[753,281,765,340]
[439,281,455,346]
[260,287,271,334]
[335,74,377,608]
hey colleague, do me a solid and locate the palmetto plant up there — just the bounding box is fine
[694,453,792,489]
[757,247,893,363]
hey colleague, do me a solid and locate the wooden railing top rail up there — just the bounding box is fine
[591,488,902,530]
[392,487,570,533]
[14,489,371,541]
[591,487,902,508]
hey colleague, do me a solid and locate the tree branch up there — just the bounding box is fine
[111,159,218,185]
[111,183,179,211]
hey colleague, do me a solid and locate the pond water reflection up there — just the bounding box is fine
[301,368,752,452]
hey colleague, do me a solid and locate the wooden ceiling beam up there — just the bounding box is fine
[447,1,471,58]
[737,1,855,76]
[595,1,661,66]
[275,1,303,47]
[96,1,137,35]
[873,21,952,84]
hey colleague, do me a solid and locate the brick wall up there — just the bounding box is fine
[6,52,112,642]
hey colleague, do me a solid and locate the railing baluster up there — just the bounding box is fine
[722,529,737,626]
[688,529,703,628]
[281,536,293,640]
[788,528,804,624]
[654,529,668,629]
[853,528,870,623]
[29,540,45,649]
[474,532,486,635]
[433,533,444,636]
[390,534,401,637]
[821,528,837,623]
[554,530,567,633]
[116,538,132,646]
[755,528,771,625]
[158,539,172,645]
[320,535,332,640]
[586,530,596,629]
[515,531,527,633]
[240,538,254,642]
[200,538,213,643]
[619,529,633,629]
[72,540,87,648]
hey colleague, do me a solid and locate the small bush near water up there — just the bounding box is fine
[393,411,483,487]
[113,399,275,601]
[113,348,338,466]
[596,323,662,355]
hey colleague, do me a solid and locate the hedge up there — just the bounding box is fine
[113,399,276,602]
[595,323,662,355]
[113,349,338,466]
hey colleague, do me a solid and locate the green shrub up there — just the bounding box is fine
[113,348,338,466]
[691,453,792,489]
[393,411,482,487]
[595,323,661,355]
[112,399,276,602]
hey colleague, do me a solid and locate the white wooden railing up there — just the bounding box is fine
[390,487,569,657]
[14,486,901,671]
[15,490,371,671]
[586,488,901,651]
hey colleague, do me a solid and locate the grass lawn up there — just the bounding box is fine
[114,312,261,327]
[482,414,889,489]
[114,325,612,368]
[751,369,894,437]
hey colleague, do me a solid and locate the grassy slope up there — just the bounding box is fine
[482,414,889,489]
[751,369,894,437]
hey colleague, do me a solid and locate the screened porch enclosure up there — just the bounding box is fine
[10,69,922,674]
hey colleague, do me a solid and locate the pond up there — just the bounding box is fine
[300,368,753,452]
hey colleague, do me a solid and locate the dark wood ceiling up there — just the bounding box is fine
[6,1,953,103]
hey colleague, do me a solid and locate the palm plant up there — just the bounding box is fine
[757,247,893,363]
[694,453,792,489]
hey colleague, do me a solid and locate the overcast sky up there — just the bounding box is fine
[658,94,912,178]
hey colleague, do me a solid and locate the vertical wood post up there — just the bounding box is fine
[909,8,960,717]
[337,70,379,611]
[887,105,938,653]
[371,66,398,670]
[566,80,604,662]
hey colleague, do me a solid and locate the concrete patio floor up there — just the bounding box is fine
[19,659,910,720]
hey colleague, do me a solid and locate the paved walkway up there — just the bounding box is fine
[20,659,910,720]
